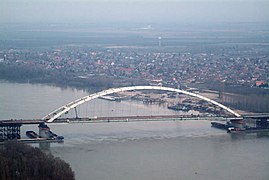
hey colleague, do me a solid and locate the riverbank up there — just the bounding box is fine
[0,79,262,116]
[116,90,246,116]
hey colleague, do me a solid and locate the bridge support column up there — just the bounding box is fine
[38,123,51,138]
[74,107,79,119]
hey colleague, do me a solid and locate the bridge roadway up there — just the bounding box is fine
[1,114,268,125]
[56,115,235,123]
[0,119,45,125]
[0,115,236,125]
[241,114,269,119]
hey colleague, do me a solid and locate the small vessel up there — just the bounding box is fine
[26,131,40,139]
[48,131,64,140]
[99,95,121,102]
[38,123,64,140]
[168,104,190,111]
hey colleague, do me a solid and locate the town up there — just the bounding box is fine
[0,44,268,89]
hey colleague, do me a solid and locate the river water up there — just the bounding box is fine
[1,82,269,180]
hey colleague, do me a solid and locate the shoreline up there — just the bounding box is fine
[0,80,264,115]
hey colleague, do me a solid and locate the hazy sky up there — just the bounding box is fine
[0,0,268,24]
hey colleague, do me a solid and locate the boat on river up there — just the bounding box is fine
[26,131,40,139]
[168,104,190,112]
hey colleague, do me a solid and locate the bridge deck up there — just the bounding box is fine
[53,115,231,123]
[0,120,45,126]
[1,114,267,125]
[242,114,269,119]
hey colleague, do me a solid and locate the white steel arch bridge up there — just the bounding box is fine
[43,86,241,123]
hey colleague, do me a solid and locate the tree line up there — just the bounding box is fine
[222,94,269,113]
[206,81,269,113]
[0,141,75,180]
[0,63,114,90]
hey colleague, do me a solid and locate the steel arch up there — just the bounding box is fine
[43,86,241,122]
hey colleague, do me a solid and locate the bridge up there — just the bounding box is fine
[2,85,269,142]
[43,85,241,122]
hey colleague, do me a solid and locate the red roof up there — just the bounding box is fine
[256,81,265,86]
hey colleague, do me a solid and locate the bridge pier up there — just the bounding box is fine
[0,123,21,141]
[0,120,46,142]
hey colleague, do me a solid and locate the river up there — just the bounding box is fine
[1,82,269,180]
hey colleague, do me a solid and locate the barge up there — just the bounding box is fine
[211,121,232,130]
[18,138,63,143]
[211,117,269,133]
